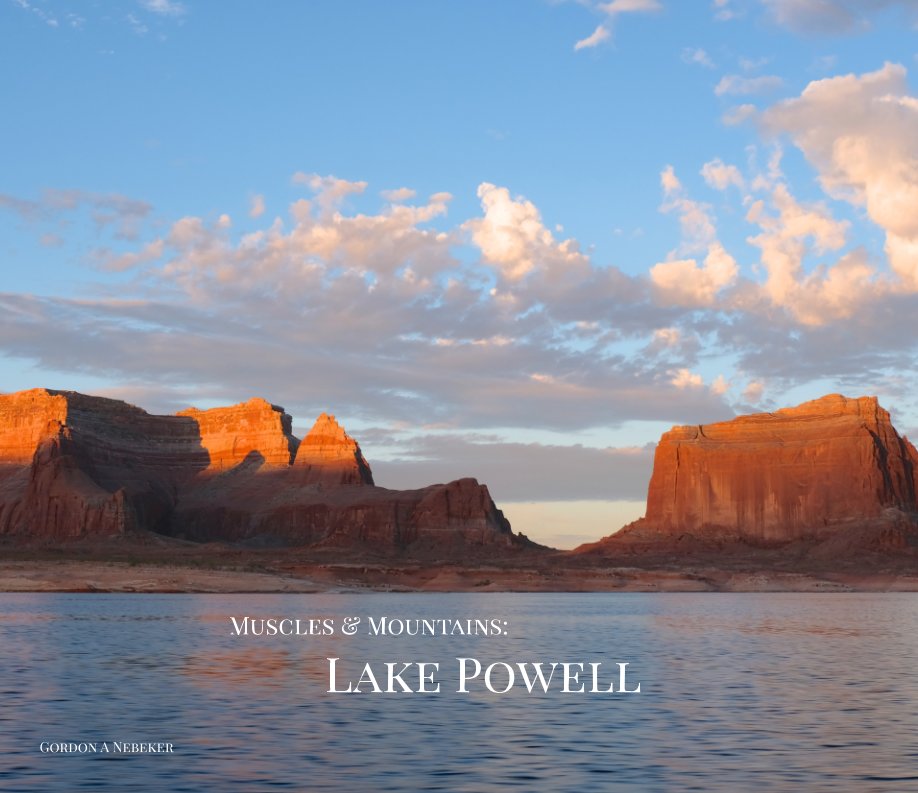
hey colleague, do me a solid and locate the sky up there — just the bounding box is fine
[2,0,918,548]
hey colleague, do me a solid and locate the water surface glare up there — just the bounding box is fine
[1,593,916,791]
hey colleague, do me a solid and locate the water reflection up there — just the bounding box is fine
[0,593,916,791]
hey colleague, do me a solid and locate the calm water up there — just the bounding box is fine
[1,593,917,792]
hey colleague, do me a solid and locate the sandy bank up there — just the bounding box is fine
[2,560,918,593]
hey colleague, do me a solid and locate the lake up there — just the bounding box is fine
[1,593,916,791]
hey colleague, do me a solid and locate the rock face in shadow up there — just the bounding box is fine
[0,389,207,540]
[585,394,918,551]
[0,389,518,553]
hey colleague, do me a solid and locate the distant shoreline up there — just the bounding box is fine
[3,559,918,593]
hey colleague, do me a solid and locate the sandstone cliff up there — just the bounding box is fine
[588,394,918,550]
[0,389,518,552]
[292,413,373,486]
[177,398,298,470]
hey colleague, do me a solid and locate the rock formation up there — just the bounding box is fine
[0,388,518,553]
[292,413,373,486]
[589,394,918,549]
[177,398,298,470]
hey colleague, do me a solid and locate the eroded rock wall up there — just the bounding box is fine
[0,388,517,552]
[640,394,918,542]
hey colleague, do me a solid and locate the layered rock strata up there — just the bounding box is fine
[292,413,373,486]
[0,389,516,551]
[597,394,918,547]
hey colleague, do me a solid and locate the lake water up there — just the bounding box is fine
[1,593,916,792]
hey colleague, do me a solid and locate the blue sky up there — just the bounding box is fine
[3,0,918,547]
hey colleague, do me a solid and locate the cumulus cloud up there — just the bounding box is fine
[464,183,588,282]
[0,175,740,435]
[701,158,745,190]
[762,63,918,286]
[651,246,739,307]
[291,172,369,216]
[6,151,918,454]
[671,368,704,389]
[650,166,740,307]
[649,145,891,327]
[745,181,860,323]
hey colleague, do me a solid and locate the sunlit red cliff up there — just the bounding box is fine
[582,394,918,556]
[0,389,520,553]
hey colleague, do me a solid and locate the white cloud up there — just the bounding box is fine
[723,103,758,125]
[671,368,704,389]
[651,244,739,307]
[249,194,265,219]
[651,167,739,307]
[574,0,661,50]
[652,327,681,347]
[715,74,785,96]
[711,374,731,395]
[762,63,918,287]
[382,187,417,203]
[291,172,369,216]
[601,0,662,12]
[744,178,873,324]
[0,173,740,435]
[99,240,165,272]
[575,24,611,50]
[682,47,716,68]
[464,183,588,282]
[701,158,746,190]
[659,166,718,252]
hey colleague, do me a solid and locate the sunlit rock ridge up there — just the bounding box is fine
[587,394,918,553]
[0,388,518,552]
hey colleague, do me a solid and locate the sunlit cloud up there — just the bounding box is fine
[762,62,918,286]
[715,73,784,96]
[249,194,265,219]
[574,0,662,50]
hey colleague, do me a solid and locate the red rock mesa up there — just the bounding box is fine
[586,394,918,551]
[0,389,518,552]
